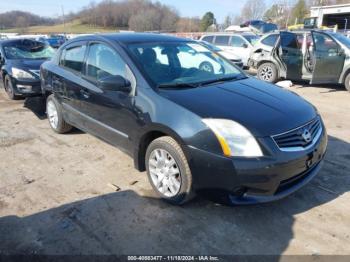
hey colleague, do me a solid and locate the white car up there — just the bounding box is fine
[200,33,260,67]
[198,41,243,68]
[153,44,233,74]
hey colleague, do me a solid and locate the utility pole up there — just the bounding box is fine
[61,5,66,33]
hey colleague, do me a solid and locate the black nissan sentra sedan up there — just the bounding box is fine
[0,39,55,99]
[40,33,327,205]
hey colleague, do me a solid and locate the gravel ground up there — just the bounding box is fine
[0,82,349,256]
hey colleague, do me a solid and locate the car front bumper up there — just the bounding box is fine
[12,78,41,96]
[187,127,328,204]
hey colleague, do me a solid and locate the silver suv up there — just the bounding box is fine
[249,30,350,92]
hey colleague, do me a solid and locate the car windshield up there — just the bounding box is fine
[3,39,55,60]
[331,33,350,48]
[243,35,259,45]
[127,41,243,88]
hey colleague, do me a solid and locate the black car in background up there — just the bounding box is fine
[0,39,55,99]
[41,33,327,205]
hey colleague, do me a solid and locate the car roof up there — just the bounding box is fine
[71,33,190,44]
[0,38,40,46]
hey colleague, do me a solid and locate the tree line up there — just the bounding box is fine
[0,11,55,30]
[0,0,349,33]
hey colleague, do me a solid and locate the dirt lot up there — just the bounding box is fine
[0,82,349,256]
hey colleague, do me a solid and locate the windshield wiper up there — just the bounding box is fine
[157,82,200,89]
[198,74,247,86]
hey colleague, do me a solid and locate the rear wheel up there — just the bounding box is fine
[46,94,73,134]
[4,75,19,100]
[145,136,194,205]
[345,73,350,92]
[257,62,278,83]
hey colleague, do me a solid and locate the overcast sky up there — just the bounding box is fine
[0,0,275,23]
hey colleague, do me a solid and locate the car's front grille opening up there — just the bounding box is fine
[272,117,322,150]
[275,163,318,194]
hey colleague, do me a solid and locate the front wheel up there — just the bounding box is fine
[4,75,19,100]
[145,136,194,205]
[345,73,350,92]
[46,94,73,134]
[257,62,278,83]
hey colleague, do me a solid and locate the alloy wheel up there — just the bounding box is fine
[259,65,273,81]
[148,148,181,197]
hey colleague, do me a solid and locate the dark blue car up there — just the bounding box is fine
[40,33,327,205]
[0,39,55,99]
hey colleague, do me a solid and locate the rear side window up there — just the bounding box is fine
[85,43,127,82]
[261,34,278,47]
[60,44,86,73]
[215,36,230,46]
[202,36,214,43]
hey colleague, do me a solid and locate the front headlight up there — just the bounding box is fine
[203,119,263,157]
[12,68,35,79]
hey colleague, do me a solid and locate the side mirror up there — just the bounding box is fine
[242,43,249,48]
[98,75,132,93]
[338,48,345,56]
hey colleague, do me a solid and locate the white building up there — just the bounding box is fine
[310,3,350,30]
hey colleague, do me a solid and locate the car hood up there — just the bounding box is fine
[218,51,240,60]
[9,59,47,70]
[159,77,317,137]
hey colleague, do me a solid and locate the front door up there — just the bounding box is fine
[228,35,251,66]
[79,42,137,151]
[310,31,345,84]
[278,31,303,80]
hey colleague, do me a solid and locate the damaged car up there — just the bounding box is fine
[249,30,350,92]
[0,38,55,99]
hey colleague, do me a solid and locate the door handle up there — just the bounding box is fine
[80,89,90,99]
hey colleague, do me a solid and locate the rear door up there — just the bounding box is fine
[56,41,88,128]
[310,31,345,84]
[278,31,303,80]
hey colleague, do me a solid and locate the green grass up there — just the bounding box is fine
[0,20,121,34]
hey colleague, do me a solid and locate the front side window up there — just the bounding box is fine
[60,44,86,73]
[243,35,259,45]
[85,43,127,81]
[215,36,230,46]
[313,32,340,52]
[331,33,350,48]
[4,39,55,60]
[231,36,246,47]
[127,41,242,88]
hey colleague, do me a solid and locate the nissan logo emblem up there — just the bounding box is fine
[302,129,312,143]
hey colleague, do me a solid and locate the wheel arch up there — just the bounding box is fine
[340,66,350,84]
[133,124,189,172]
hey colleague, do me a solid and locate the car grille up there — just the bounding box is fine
[272,116,322,151]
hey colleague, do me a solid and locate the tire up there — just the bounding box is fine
[46,94,73,134]
[257,62,278,83]
[199,61,214,73]
[145,136,194,205]
[345,73,350,92]
[4,75,19,100]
